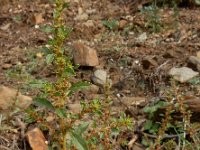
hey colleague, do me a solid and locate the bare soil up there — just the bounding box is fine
[0,0,200,149]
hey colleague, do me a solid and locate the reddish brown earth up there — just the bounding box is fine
[0,0,200,149]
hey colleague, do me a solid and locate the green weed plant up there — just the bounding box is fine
[143,80,200,149]
[25,0,133,150]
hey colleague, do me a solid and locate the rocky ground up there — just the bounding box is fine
[0,0,200,149]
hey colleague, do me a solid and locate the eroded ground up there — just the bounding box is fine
[0,0,200,149]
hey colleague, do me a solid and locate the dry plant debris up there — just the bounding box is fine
[0,0,200,149]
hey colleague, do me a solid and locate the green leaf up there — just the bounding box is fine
[149,123,159,134]
[40,47,52,55]
[144,120,153,131]
[48,39,57,46]
[53,10,60,19]
[100,132,104,139]
[70,131,88,150]
[46,54,55,64]
[12,15,22,23]
[57,26,72,39]
[63,67,75,77]
[40,25,54,33]
[141,138,150,147]
[111,128,120,137]
[54,92,61,96]
[188,77,200,85]
[90,136,98,144]
[75,122,89,135]
[62,2,69,9]
[69,81,90,92]
[70,114,79,119]
[61,47,65,54]
[102,19,118,30]
[143,101,168,114]
[55,108,66,118]
[33,98,54,110]
[29,80,46,89]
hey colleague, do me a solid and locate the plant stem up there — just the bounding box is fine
[63,130,68,150]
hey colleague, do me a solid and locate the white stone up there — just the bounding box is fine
[92,69,107,86]
[136,32,147,43]
[168,67,199,83]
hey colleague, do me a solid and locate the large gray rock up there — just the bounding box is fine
[168,67,199,83]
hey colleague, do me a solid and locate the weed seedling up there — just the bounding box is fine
[102,19,119,30]
[26,0,133,149]
[141,3,163,33]
[143,80,198,149]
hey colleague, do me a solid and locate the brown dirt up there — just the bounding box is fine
[0,0,200,149]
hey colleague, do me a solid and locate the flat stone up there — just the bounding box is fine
[74,13,89,21]
[188,56,200,65]
[0,86,32,110]
[81,84,99,100]
[68,103,82,114]
[73,42,99,67]
[183,96,200,113]
[188,56,200,72]
[26,128,48,150]
[197,64,200,72]
[136,32,147,43]
[197,51,200,58]
[168,67,199,83]
[91,69,107,86]
[82,84,99,94]
[83,20,95,27]
[123,97,146,107]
